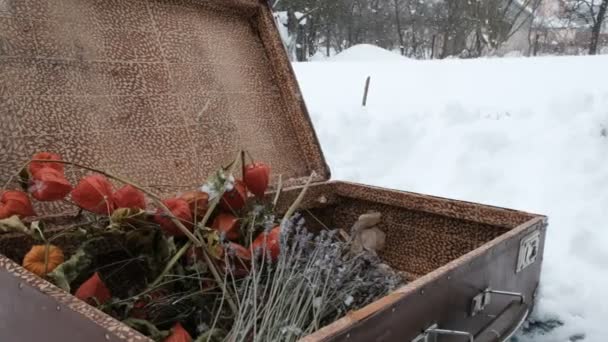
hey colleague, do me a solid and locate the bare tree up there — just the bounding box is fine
[564,0,608,54]
[274,0,545,59]
[590,0,608,54]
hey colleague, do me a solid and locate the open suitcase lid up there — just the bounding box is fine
[0,0,330,214]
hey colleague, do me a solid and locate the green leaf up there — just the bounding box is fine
[122,318,169,341]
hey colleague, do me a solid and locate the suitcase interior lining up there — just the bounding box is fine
[306,198,510,279]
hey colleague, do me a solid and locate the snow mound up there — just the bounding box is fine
[328,44,407,62]
[294,55,608,342]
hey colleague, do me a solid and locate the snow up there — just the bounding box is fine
[293,51,608,341]
[328,44,407,62]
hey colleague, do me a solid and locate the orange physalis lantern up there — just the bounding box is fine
[0,190,35,219]
[75,272,112,305]
[113,185,146,210]
[154,198,193,236]
[71,175,115,215]
[29,168,72,202]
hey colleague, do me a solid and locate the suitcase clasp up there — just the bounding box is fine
[471,288,525,316]
[412,324,474,342]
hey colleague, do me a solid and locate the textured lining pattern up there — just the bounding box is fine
[0,0,541,340]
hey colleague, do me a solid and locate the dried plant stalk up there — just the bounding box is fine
[226,216,403,342]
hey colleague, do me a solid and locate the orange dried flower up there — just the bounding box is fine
[154,198,193,236]
[220,180,247,211]
[180,191,208,219]
[28,152,64,177]
[251,226,281,262]
[75,272,112,305]
[113,185,146,210]
[0,190,35,219]
[29,168,72,202]
[218,242,251,277]
[212,212,240,241]
[22,245,64,277]
[164,322,192,342]
[244,162,270,198]
[71,175,115,215]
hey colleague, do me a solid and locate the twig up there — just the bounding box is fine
[245,150,255,164]
[241,150,247,180]
[280,172,315,229]
[272,174,283,210]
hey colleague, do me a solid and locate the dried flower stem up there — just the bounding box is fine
[149,241,192,288]
[272,174,283,210]
[241,150,247,179]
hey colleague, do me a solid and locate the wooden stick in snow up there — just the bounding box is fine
[362,76,371,107]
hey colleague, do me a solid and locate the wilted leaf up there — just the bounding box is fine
[111,208,146,223]
[126,228,175,279]
[0,215,33,235]
[350,212,384,255]
[126,228,159,256]
[47,237,104,291]
[201,227,222,259]
[122,318,170,341]
[47,249,92,291]
[359,227,386,253]
[29,220,46,240]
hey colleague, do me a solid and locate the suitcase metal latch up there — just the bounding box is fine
[516,230,541,273]
[412,324,474,342]
[470,288,525,316]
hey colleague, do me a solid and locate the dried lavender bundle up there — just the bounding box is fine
[226,215,403,342]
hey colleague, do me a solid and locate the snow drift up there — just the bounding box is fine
[293,54,608,341]
[328,44,407,62]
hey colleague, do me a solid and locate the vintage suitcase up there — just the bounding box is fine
[0,0,547,341]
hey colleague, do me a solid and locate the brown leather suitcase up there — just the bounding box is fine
[0,0,547,341]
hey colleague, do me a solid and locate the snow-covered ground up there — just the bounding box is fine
[293,45,608,341]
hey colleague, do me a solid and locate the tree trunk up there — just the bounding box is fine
[307,17,317,58]
[296,22,307,61]
[589,0,608,55]
[393,0,405,55]
[326,26,331,57]
[286,10,298,61]
[533,33,540,56]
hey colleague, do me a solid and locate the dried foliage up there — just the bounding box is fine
[0,152,404,341]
